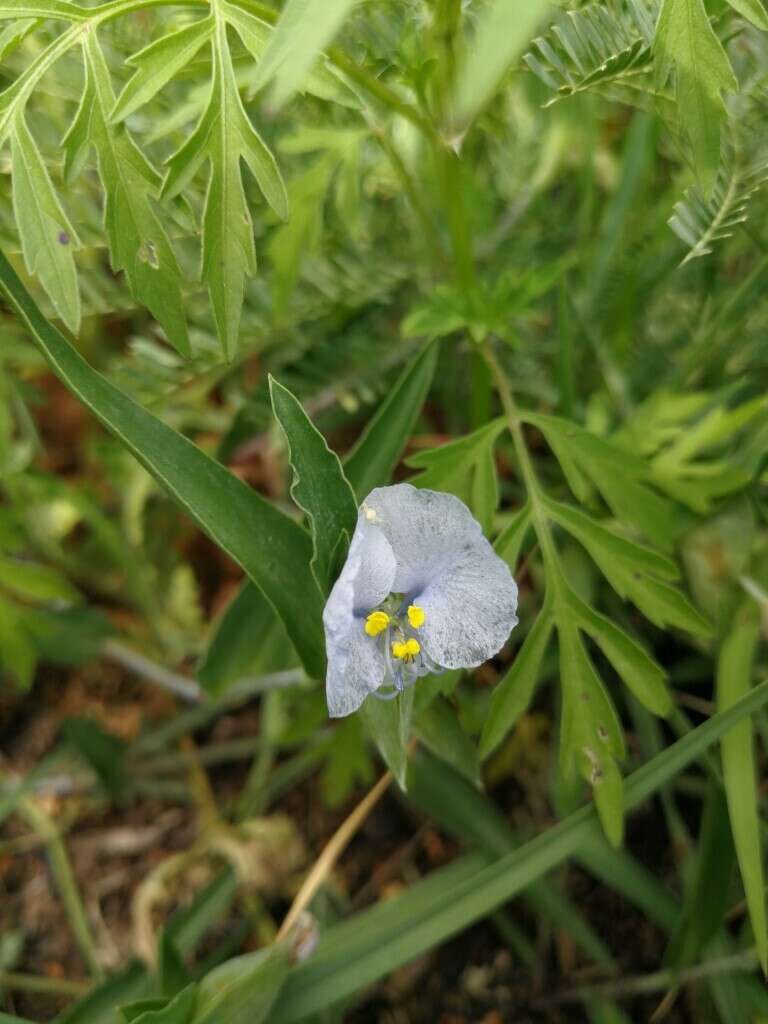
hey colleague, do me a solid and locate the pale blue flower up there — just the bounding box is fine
[323,483,518,717]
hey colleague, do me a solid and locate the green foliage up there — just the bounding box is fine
[2,0,768,1018]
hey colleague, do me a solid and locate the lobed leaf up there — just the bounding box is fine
[11,111,80,332]
[654,0,738,195]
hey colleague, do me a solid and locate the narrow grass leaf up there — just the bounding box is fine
[344,342,437,500]
[717,602,767,973]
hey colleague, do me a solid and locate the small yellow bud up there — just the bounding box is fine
[365,610,390,637]
[407,605,426,628]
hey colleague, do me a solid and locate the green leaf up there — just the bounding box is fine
[567,589,672,717]
[74,34,190,355]
[665,781,735,967]
[544,498,679,580]
[321,715,374,806]
[193,946,289,1024]
[251,0,358,107]
[717,602,767,973]
[0,553,81,605]
[406,418,506,525]
[272,677,768,1021]
[54,962,151,1024]
[62,717,128,799]
[415,697,479,784]
[494,503,531,572]
[526,412,681,549]
[196,580,292,695]
[0,593,36,689]
[0,0,84,17]
[360,688,413,790]
[111,17,214,123]
[344,342,438,500]
[163,12,287,358]
[269,375,357,593]
[0,250,326,679]
[558,622,625,845]
[654,0,738,195]
[124,986,197,1024]
[724,0,768,28]
[11,111,80,332]
[480,601,554,759]
[453,0,550,126]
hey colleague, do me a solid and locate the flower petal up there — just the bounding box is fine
[419,541,518,668]
[323,517,396,716]
[363,483,518,668]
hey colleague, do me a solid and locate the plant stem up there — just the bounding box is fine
[17,799,103,979]
[0,971,90,997]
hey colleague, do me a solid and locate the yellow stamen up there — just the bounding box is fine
[365,610,390,637]
[407,605,425,629]
[392,638,421,661]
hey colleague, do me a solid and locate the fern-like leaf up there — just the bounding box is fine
[524,0,658,106]
[669,155,768,263]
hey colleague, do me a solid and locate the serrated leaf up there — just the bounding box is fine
[193,945,289,1024]
[565,585,672,717]
[360,688,413,790]
[494,503,531,571]
[654,0,738,195]
[453,0,550,125]
[111,17,214,123]
[344,342,437,500]
[11,112,80,332]
[269,375,357,593]
[0,251,326,679]
[163,13,287,357]
[480,601,554,760]
[717,602,767,974]
[81,34,190,355]
[251,0,358,108]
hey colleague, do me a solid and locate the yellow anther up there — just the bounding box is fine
[364,610,390,637]
[392,638,421,661]
[407,605,425,629]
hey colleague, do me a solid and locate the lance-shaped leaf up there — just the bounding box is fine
[269,375,357,593]
[654,0,738,195]
[69,34,190,355]
[11,110,80,332]
[163,11,287,358]
[0,249,326,678]
[110,16,214,124]
[251,0,358,107]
